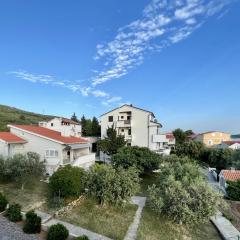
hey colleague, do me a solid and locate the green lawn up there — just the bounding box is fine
[0,180,48,211]
[137,207,221,240]
[58,197,138,240]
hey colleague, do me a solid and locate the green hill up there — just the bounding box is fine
[0,104,54,131]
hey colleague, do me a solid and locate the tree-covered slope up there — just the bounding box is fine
[0,104,54,131]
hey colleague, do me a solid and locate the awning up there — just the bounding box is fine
[67,143,91,149]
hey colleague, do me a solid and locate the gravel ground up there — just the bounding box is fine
[0,216,40,240]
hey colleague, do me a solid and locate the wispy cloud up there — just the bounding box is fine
[102,96,123,106]
[92,0,234,86]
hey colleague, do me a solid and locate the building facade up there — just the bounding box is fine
[0,124,95,175]
[100,104,173,152]
[39,117,82,137]
[193,131,231,147]
[216,141,240,150]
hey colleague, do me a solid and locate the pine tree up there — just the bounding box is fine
[91,117,101,136]
[71,112,78,122]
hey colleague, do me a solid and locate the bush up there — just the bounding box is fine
[6,204,22,222]
[0,193,8,212]
[47,223,69,240]
[87,164,140,206]
[75,235,89,240]
[148,155,221,225]
[23,210,41,233]
[226,180,240,201]
[49,165,86,198]
[112,146,161,174]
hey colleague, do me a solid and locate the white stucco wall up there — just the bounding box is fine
[0,141,8,157]
[10,127,64,166]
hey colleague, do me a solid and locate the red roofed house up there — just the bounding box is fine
[0,124,95,175]
[219,170,240,192]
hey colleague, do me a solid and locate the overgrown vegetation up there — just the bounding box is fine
[226,180,240,201]
[0,104,53,131]
[0,192,8,212]
[86,164,140,206]
[80,115,101,137]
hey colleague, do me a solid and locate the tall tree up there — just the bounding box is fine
[91,117,101,136]
[97,126,126,155]
[173,128,187,144]
[81,115,87,136]
[71,112,78,122]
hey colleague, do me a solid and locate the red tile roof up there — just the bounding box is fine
[223,141,240,146]
[0,132,27,143]
[222,170,240,181]
[165,133,175,140]
[9,125,88,144]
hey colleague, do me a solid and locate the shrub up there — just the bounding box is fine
[226,180,240,201]
[47,223,69,240]
[75,235,89,240]
[49,165,86,198]
[87,164,140,206]
[112,146,161,174]
[23,210,41,234]
[6,204,22,222]
[0,193,8,212]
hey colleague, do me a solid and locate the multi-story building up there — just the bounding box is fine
[100,104,173,152]
[39,117,82,137]
[192,131,231,147]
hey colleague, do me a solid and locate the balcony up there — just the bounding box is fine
[152,134,168,143]
[116,120,131,128]
[125,135,132,140]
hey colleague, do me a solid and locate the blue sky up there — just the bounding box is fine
[0,0,240,133]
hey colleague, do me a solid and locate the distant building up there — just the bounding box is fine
[231,134,240,141]
[216,141,240,150]
[192,131,231,147]
[100,104,174,154]
[219,170,240,192]
[39,117,82,137]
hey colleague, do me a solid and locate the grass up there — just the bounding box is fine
[138,172,159,196]
[0,179,48,211]
[58,197,138,240]
[0,104,54,131]
[137,207,221,240]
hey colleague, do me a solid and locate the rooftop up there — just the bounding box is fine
[222,141,240,146]
[9,125,88,144]
[0,132,27,143]
[221,170,240,181]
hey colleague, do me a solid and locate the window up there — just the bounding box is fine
[128,128,131,135]
[51,123,54,127]
[121,116,124,119]
[45,149,58,158]
[208,140,213,145]
[108,116,113,122]
[127,143,131,146]
[121,129,124,132]
[127,116,131,120]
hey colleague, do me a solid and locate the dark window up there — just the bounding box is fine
[51,123,54,127]
[121,116,124,119]
[127,116,131,120]
[108,116,113,122]
[121,129,124,132]
[127,143,131,146]
[128,128,131,135]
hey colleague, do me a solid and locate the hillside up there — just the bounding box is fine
[0,104,54,131]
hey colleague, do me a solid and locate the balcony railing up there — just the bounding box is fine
[116,120,131,128]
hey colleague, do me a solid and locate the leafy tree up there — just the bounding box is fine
[71,112,78,122]
[173,128,187,144]
[86,164,140,206]
[232,150,240,169]
[19,114,26,120]
[226,180,240,201]
[4,152,45,190]
[97,126,126,156]
[208,148,233,170]
[112,146,161,174]
[91,117,101,136]
[175,141,205,160]
[148,155,221,225]
[185,129,194,137]
[49,165,86,198]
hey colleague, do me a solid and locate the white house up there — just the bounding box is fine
[0,124,95,175]
[39,117,82,137]
[216,141,240,150]
[100,104,173,153]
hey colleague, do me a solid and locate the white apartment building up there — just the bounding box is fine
[39,117,82,137]
[100,104,172,152]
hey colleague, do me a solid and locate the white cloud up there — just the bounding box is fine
[92,90,109,98]
[92,0,234,86]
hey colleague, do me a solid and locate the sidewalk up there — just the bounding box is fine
[211,211,240,240]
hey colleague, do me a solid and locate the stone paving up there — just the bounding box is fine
[0,216,40,240]
[124,196,146,240]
